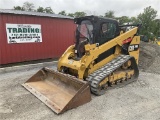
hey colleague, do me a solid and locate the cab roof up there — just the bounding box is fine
[74,15,118,25]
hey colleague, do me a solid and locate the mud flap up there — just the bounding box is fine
[22,67,91,114]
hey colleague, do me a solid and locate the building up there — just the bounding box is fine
[0,9,76,65]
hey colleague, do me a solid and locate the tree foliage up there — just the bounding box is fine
[130,17,139,24]
[153,19,160,37]
[45,7,54,14]
[74,12,86,17]
[116,16,130,24]
[59,10,67,16]
[12,3,160,38]
[68,13,75,17]
[104,11,115,18]
[22,2,35,11]
[37,6,45,13]
[14,6,24,11]
[138,6,157,39]
[13,2,54,13]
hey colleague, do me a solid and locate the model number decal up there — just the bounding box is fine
[128,44,139,52]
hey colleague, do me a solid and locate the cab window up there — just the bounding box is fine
[99,22,116,45]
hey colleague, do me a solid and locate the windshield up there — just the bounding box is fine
[78,20,93,43]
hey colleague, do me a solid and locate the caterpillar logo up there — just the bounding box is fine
[128,44,139,52]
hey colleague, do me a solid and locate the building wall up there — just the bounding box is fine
[0,13,76,64]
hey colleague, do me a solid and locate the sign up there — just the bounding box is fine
[6,24,42,44]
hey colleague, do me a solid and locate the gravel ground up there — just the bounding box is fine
[1,66,160,120]
[1,41,160,120]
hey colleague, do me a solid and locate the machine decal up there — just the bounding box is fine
[128,44,139,52]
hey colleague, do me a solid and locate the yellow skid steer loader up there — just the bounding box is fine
[23,16,141,114]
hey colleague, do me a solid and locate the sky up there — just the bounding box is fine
[0,0,160,18]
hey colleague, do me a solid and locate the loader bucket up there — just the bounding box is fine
[22,67,91,114]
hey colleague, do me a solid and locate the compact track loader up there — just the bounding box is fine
[23,16,141,114]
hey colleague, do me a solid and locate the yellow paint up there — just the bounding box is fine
[57,27,140,80]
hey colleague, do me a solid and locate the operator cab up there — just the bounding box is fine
[74,16,120,58]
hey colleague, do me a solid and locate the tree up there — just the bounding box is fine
[137,6,157,39]
[45,7,54,14]
[74,12,86,17]
[22,2,35,11]
[59,10,67,16]
[37,6,54,13]
[13,2,54,13]
[68,13,75,17]
[104,11,115,18]
[129,17,140,24]
[14,6,24,11]
[116,16,130,25]
[153,19,160,37]
[37,6,45,13]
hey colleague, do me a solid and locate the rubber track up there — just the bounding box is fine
[86,54,139,95]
